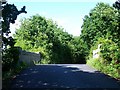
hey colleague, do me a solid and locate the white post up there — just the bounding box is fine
[93,44,102,59]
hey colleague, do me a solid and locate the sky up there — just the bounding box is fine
[8,0,116,36]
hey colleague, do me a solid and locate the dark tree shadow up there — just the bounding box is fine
[9,64,120,89]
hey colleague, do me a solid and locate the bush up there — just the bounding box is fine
[87,38,120,79]
[2,47,20,71]
[100,38,120,68]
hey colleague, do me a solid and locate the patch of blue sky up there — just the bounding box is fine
[8,0,116,36]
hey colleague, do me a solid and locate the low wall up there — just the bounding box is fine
[18,47,40,66]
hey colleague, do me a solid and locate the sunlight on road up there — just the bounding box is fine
[56,64,97,73]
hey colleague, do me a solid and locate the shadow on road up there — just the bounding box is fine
[10,64,120,89]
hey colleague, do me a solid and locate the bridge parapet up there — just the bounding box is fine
[18,47,41,66]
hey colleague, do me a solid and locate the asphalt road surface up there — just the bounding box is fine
[11,64,120,89]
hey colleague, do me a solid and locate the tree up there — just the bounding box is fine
[14,15,74,64]
[2,1,27,71]
[80,2,119,50]
[113,0,120,46]
[113,0,120,10]
[83,1,120,79]
[2,1,27,48]
[70,36,88,64]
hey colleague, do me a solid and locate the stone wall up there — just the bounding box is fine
[18,47,40,66]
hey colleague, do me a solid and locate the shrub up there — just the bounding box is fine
[2,47,20,71]
[87,38,120,79]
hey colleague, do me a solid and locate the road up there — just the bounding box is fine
[11,64,120,89]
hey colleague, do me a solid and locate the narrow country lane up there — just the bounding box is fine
[11,64,120,89]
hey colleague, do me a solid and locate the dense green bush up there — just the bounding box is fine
[14,15,86,64]
[100,39,120,65]
[87,38,120,79]
[80,2,120,80]
[70,37,88,64]
[2,47,20,71]
[80,2,119,52]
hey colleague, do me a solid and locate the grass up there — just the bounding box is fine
[87,58,120,80]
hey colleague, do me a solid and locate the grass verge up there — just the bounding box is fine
[87,58,120,81]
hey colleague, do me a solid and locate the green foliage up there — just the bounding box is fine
[70,37,88,63]
[113,0,120,10]
[2,2,27,48]
[87,38,120,79]
[2,1,27,79]
[100,39,120,64]
[81,2,119,50]
[83,2,120,80]
[87,58,120,79]
[2,47,20,71]
[14,15,87,64]
[2,2,27,88]
[14,15,72,64]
